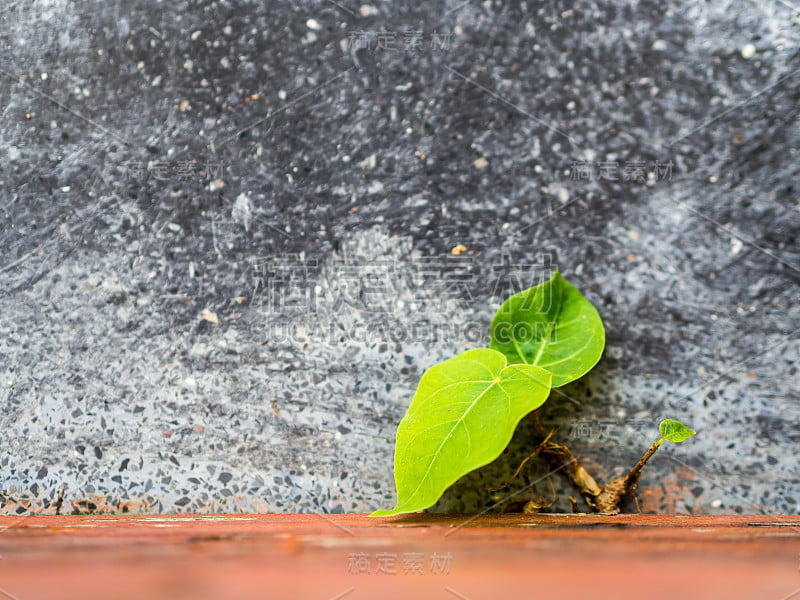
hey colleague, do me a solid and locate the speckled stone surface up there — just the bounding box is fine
[0,0,798,515]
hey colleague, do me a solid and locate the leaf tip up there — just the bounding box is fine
[369,507,409,518]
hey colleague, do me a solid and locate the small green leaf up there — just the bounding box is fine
[489,271,605,387]
[659,419,696,443]
[371,348,552,517]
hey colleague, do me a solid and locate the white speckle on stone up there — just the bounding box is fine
[200,308,219,324]
[151,75,161,87]
[302,32,317,45]
[8,146,20,161]
[167,222,181,232]
[190,342,210,357]
[306,18,321,30]
[233,193,253,232]
[359,153,377,170]
[278,89,287,101]
[359,5,376,16]
[730,237,743,255]
[547,185,569,204]
[741,43,756,59]
[208,179,225,192]
[222,25,232,36]
[711,499,722,508]
[60,186,71,192]
[191,30,202,40]
[40,72,48,80]
[652,39,668,51]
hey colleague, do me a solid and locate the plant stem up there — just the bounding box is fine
[623,439,663,490]
[595,437,666,514]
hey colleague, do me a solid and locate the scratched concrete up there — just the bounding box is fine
[0,0,798,515]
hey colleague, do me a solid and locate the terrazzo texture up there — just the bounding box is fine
[0,0,798,515]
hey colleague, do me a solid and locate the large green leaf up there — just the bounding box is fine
[489,271,605,387]
[371,348,552,517]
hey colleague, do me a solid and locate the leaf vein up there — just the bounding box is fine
[403,379,498,506]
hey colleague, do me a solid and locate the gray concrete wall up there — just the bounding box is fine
[0,0,798,515]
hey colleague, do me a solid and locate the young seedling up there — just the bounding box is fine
[371,271,696,517]
[594,419,696,514]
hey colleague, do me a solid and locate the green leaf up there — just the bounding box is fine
[489,271,605,387]
[371,348,552,517]
[659,419,696,443]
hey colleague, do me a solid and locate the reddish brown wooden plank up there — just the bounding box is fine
[0,514,798,600]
